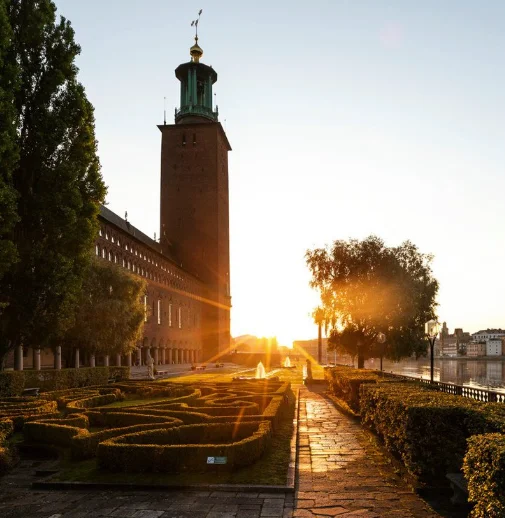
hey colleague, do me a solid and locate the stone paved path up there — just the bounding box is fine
[0,384,446,518]
[294,384,440,518]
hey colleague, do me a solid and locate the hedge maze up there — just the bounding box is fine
[0,380,293,474]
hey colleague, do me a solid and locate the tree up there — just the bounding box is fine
[0,0,18,283]
[0,0,106,366]
[306,236,438,368]
[63,258,146,359]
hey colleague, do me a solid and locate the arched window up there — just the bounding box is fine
[127,260,131,270]
[105,231,109,240]
[95,245,99,256]
[122,258,126,268]
[108,251,112,261]
[102,248,106,259]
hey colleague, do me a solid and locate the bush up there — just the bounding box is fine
[0,372,25,396]
[464,433,505,518]
[360,382,487,483]
[71,422,182,460]
[0,367,130,396]
[24,421,89,447]
[97,421,272,472]
[325,366,397,413]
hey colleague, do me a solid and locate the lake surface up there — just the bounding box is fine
[360,357,505,393]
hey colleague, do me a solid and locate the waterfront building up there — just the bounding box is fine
[467,342,487,357]
[471,329,505,342]
[7,32,231,370]
[486,338,503,356]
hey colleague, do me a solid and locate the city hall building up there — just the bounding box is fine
[9,35,232,370]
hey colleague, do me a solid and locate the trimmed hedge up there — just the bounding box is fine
[325,366,398,413]
[464,433,505,518]
[0,367,130,396]
[24,421,89,447]
[360,382,493,483]
[0,372,25,397]
[97,421,272,472]
[71,421,183,460]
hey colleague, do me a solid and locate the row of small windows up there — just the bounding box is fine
[96,244,189,290]
[99,227,185,282]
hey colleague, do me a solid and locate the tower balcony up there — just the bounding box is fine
[175,104,218,123]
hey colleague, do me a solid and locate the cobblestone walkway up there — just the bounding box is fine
[294,385,440,518]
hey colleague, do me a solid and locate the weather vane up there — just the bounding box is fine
[191,9,203,39]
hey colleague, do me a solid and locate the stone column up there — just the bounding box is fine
[103,355,109,367]
[54,346,62,370]
[161,348,166,365]
[137,348,142,366]
[90,354,95,368]
[154,348,159,366]
[174,349,179,364]
[116,353,121,367]
[14,345,23,371]
[168,349,173,364]
[33,348,41,371]
[126,352,132,367]
[74,348,80,369]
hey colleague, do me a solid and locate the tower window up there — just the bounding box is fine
[168,304,172,327]
[144,295,147,322]
[157,300,161,325]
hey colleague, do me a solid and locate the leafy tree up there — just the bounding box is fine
[0,0,18,283]
[64,258,146,359]
[0,0,106,366]
[306,236,438,368]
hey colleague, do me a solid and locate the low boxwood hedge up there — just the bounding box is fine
[360,382,496,483]
[24,421,89,447]
[0,367,130,396]
[97,421,272,472]
[464,433,505,518]
[325,366,398,413]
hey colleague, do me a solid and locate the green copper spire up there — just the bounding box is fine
[174,10,218,123]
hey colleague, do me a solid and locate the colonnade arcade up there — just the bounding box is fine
[10,344,200,371]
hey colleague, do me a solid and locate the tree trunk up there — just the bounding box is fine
[357,353,365,369]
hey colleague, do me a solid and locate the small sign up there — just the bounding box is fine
[207,456,227,465]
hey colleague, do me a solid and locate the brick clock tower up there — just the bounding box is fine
[159,35,231,362]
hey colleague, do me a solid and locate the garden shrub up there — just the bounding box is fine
[24,421,89,447]
[0,371,25,396]
[464,433,505,518]
[360,382,488,483]
[325,366,398,413]
[97,421,271,472]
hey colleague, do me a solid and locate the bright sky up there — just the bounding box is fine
[54,1,505,347]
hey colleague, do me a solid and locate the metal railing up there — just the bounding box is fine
[175,104,218,121]
[383,372,505,403]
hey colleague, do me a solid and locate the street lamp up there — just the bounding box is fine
[376,332,386,371]
[425,320,440,383]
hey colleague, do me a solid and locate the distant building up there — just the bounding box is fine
[292,338,329,364]
[467,342,487,357]
[439,323,470,356]
[471,329,505,343]
[486,338,503,356]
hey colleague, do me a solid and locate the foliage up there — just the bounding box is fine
[464,433,505,518]
[0,0,106,365]
[24,420,88,446]
[0,366,130,396]
[306,236,438,367]
[359,381,493,483]
[97,421,272,473]
[0,0,19,285]
[63,259,146,356]
[325,365,397,413]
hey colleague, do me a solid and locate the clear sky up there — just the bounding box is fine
[54,1,505,347]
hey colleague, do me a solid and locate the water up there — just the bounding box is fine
[363,357,505,393]
[284,357,291,368]
[255,361,266,379]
